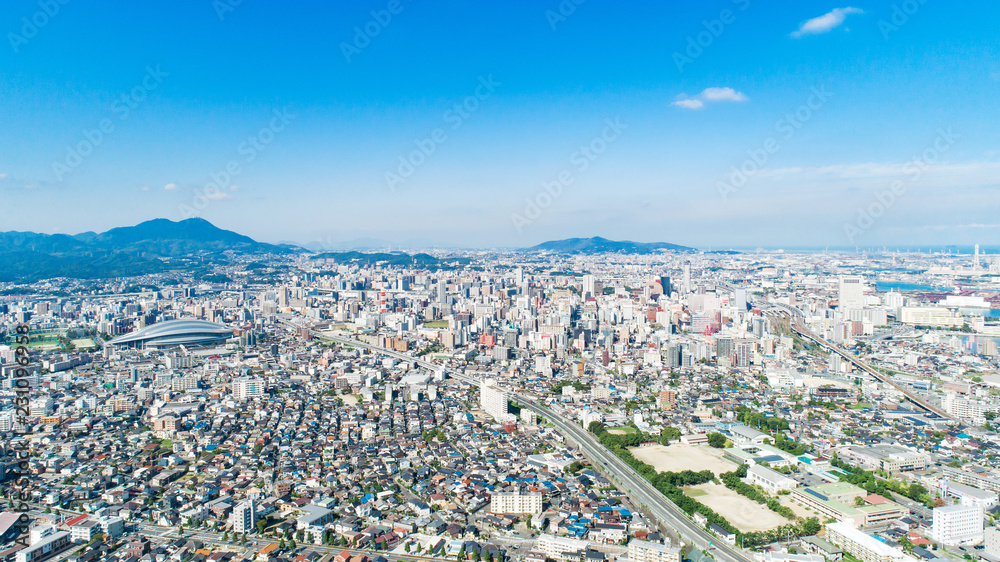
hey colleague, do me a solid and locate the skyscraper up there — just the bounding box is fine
[659,275,672,296]
[582,275,595,298]
[838,276,865,309]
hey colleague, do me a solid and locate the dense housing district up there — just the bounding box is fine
[3,249,1000,562]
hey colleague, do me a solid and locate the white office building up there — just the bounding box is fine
[537,534,589,562]
[628,539,681,562]
[232,377,265,401]
[985,526,1000,558]
[479,378,509,422]
[231,500,257,534]
[826,522,918,562]
[839,276,865,310]
[745,464,798,494]
[490,490,543,515]
[931,504,984,546]
[936,479,998,510]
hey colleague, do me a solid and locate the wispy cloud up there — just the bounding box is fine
[701,87,748,102]
[164,183,178,191]
[791,7,862,38]
[672,87,748,110]
[672,99,704,110]
[759,160,1000,183]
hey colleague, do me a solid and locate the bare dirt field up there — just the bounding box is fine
[800,375,852,389]
[684,482,791,532]
[780,495,814,519]
[629,443,737,475]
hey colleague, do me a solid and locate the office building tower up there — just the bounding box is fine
[480,378,508,422]
[839,276,865,309]
[931,504,983,546]
[659,276,672,296]
[582,275,595,298]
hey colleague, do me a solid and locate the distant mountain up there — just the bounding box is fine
[87,218,293,256]
[0,218,296,283]
[526,237,693,254]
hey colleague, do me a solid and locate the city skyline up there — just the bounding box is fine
[3,2,1000,247]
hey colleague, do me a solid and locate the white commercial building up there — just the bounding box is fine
[826,522,918,562]
[931,504,984,546]
[232,377,265,401]
[936,479,998,510]
[480,378,509,422]
[745,464,798,494]
[899,307,963,328]
[537,534,589,562]
[489,490,543,515]
[628,539,681,562]
[985,526,1000,558]
[839,276,866,310]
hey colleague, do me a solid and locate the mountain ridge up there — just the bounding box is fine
[526,236,694,254]
[0,218,295,283]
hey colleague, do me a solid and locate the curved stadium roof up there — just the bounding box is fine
[107,319,234,348]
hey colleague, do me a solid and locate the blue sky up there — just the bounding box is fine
[1,0,999,249]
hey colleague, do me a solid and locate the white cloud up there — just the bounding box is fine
[672,99,704,110]
[230,185,239,192]
[701,87,748,102]
[141,186,151,191]
[673,87,748,110]
[0,173,7,179]
[791,7,862,38]
[164,183,179,191]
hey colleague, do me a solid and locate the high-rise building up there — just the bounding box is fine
[659,276,672,296]
[232,377,265,401]
[582,275,595,298]
[931,504,983,546]
[480,378,508,422]
[231,500,257,534]
[682,261,692,293]
[839,276,865,309]
[733,289,747,311]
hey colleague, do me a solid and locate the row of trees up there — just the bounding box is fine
[719,465,795,520]
[587,422,742,541]
[588,421,822,550]
[831,457,932,505]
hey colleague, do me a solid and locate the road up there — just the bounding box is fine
[790,324,953,420]
[297,325,752,562]
[25,502,467,562]
[752,302,954,420]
